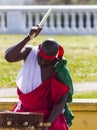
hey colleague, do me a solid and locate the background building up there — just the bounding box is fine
[0,0,50,5]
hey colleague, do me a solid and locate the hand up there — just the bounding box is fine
[28,25,42,39]
[40,121,51,130]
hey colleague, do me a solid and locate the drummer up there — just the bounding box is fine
[5,26,74,130]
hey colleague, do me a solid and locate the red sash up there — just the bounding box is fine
[12,77,69,130]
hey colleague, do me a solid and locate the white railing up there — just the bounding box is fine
[0,5,97,35]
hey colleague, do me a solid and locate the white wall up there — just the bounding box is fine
[0,0,49,5]
[0,0,24,5]
[0,5,97,35]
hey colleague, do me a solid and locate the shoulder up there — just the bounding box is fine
[54,58,68,72]
[25,45,33,51]
[22,45,32,60]
[24,45,39,60]
[54,58,73,88]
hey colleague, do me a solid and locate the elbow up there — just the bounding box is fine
[5,53,11,62]
[5,51,13,62]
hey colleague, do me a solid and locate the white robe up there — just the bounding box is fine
[16,46,42,94]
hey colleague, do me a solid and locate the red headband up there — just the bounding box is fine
[58,45,64,60]
[39,44,64,60]
[39,46,56,60]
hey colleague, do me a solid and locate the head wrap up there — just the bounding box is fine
[39,44,64,60]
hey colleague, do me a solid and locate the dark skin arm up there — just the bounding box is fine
[42,73,69,130]
[5,36,31,62]
[5,26,42,62]
[43,92,69,130]
[47,93,68,123]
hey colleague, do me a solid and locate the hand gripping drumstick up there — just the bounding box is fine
[30,8,52,39]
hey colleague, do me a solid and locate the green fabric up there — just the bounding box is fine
[64,104,74,127]
[54,58,74,127]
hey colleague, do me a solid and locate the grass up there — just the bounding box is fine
[0,34,97,98]
[73,91,97,99]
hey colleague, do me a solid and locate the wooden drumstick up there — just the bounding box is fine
[30,8,52,39]
[38,8,52,27]
[39,122,51,127]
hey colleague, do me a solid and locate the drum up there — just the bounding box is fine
[0,111,50,130]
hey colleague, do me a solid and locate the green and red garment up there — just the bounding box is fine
[54,58,74,127]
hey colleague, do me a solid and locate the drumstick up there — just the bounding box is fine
[30,8,52,39]
[38,8,52,27]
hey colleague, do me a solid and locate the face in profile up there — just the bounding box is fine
[37,38,59,67]
[37,53,54,67]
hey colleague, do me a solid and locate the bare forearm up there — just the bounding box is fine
[46,93,68,124]
[5,35,30,62]
[5,26,42,62]
[47,102,64,123]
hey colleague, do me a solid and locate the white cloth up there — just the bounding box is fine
[16,46,42,94]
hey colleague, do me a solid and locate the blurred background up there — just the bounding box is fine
[0,0,97,5]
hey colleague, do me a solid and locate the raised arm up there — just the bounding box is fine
[5,26,42,62]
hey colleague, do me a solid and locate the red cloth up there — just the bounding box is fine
[12,77,69,130]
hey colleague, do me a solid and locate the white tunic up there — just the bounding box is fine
[16,46,42,94]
